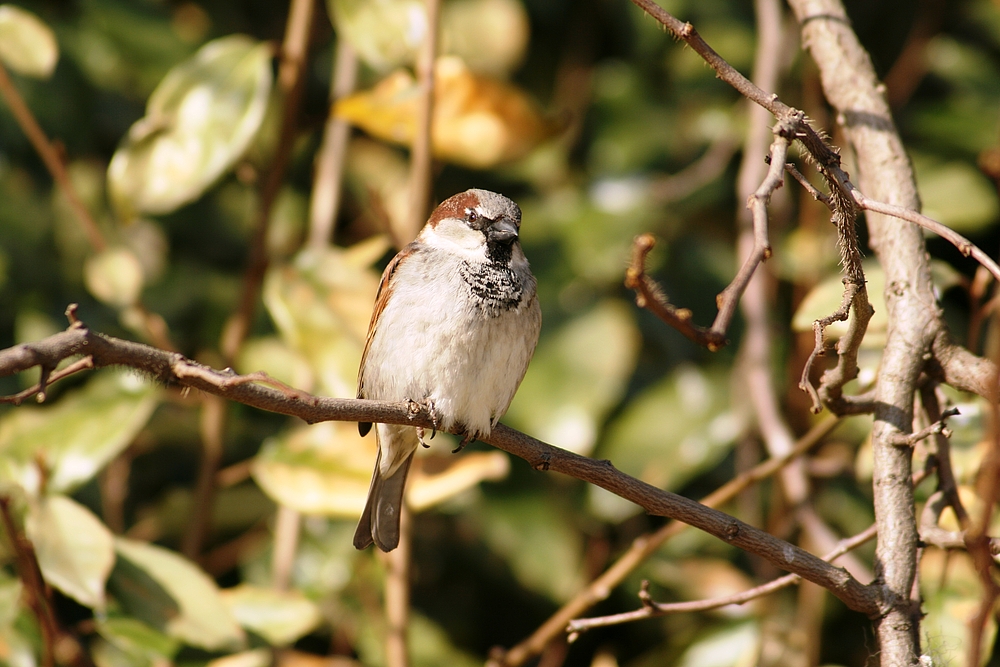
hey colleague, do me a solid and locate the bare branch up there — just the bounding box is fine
[624,234,727,350]
[492,415,842,667]
[307,40,358,250]
[406,0,443,241]
[567,523,878,636]
[0,321,883,618]
[0,61,105,253]
[887,407,957,447]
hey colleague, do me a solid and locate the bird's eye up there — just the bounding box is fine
[466,209,479,223]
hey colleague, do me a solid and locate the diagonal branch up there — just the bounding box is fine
[0,315,883,619]
[566,522,879,636]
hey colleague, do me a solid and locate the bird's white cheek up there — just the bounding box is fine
[422,219,487,255]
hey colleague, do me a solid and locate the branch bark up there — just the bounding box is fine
[787,0,935,663]
[0,318,883,619]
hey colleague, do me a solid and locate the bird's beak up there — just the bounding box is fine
[487,217,519,244]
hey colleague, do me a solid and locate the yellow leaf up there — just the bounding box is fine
[335,56,559,169]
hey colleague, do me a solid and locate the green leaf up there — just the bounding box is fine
[84,247,145,308]
[252,421,374,517]
[95,616,179,664]
[478,493,583,602]
[328,0,426,71]
[791,261,888,347]
[0,575,23,629]
[205,649,272,667]
[107,35,273,217]
[914,154,999,233]
[262,242,385,398]
[25,495,115,609]
[110,538,245,651]
[0,5,58,78]
[0,369,159,495]
[506,299,640,455]
[676,620,760,667]
[592,364,741,521]
[220,584,321,646]
[921,550,996,667]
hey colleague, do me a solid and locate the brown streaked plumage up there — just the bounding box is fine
[353,189,540,551]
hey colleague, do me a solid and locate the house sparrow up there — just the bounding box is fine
[354,189,541,551]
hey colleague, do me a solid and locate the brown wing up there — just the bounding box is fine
[357,245,414,436]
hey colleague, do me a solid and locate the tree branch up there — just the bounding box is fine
[0,317,883,618]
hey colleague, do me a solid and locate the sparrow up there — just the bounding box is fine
[354,189,541,551]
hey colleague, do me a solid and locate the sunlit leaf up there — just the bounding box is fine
[254,422,509,518]
[336,56,559,168]
[441,0,529,76]
[220,584,321,646]
[792,261,887,347]
[25,495,114,609]
[0,369,159,495]
[477,492,584,602]
[407,451,509,511]
[914,154,999,233]
[84,247,145,308]
[921,549,996,666]
[506,299,640,456]
[0,5,58,78]
[0,622,37,667]
[327,0,426,71]
[111,538,245,651]
[676,620,760,667]
[263,241,385,397]
[236,336,314,393]
[0,575,22,628]
[592,364,741,521]
[206,649,272,667]
[252,421,374,517]
[107,35,273,217]
[95,616,179,665]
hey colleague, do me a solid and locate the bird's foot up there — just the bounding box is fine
[408,397,440,444]
[452,429,479,454]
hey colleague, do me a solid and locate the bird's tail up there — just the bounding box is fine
[353,424,419,551]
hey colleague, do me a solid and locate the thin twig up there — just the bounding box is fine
[406,0,443,242]
[567,522,878,636]
[708,134,787,343]
[490,415,841,667]
[0,356,94,405]
[623,234,726,350]
[271,505,301,590]
[846,185,1000,285]
[307,39,358,250]
[382,502,413,667]
[0,496,92,667]
[221,0,315,362]
[886,407,957,447]
[0,320,883,618]
[193,0,314,561]
[0,61,105,252]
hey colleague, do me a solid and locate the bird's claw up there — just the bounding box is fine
[452,431,477,454]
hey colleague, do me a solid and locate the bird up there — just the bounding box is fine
[354,189,541,551]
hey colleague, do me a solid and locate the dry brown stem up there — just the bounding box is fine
[406,0,443,242]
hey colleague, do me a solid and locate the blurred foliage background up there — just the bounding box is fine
[1,0,1000,665]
